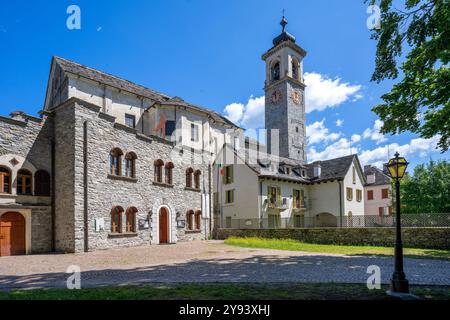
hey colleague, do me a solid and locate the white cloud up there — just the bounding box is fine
[351,134,361,143]
[304,72,362,113]
[224,103,244,124]
[363,120,387,144]
[308,131,440,167]
[359,136,441,167]
[308,138,354,162]
[223,96,265,129]
[336,119,344,127]
[306,119,341,145]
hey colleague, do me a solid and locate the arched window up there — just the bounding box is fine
[271,60,280,82]
[110,148,123,176]
[111,206,124,233]
[186,210,195,230]
[17,169,32,195]
[126,207,137,233]
[125,152,137,178]
[154,159,164,183]
[35,170,50,196]
[0,166,11,194]
[195,210,202,230]
[165,162,174,185]
[292,58,300,80]
[186,168,194,188]
[194,170,201,190]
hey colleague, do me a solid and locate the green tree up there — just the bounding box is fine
[393,160,450,213]
[368,0,450,151]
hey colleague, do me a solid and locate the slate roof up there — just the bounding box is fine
[305,155,359,183]
[364,165,391,186]
[53,57,239,128]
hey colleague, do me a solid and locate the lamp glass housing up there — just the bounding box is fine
[387,156,408,179]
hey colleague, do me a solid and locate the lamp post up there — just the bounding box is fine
[386,152,410,294]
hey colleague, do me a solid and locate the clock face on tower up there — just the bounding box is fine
[291,90,303,105]
[271,90,282,105]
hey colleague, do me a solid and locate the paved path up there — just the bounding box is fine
[1,241,449,291]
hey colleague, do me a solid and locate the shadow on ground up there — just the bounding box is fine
[1,253,449,291]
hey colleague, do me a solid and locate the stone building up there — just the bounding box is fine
[0,57,240,256]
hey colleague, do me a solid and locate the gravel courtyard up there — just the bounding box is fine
[1,241,449,291]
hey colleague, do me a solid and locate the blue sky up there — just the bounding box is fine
[0,0,447,169]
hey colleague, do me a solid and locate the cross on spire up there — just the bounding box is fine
[280,12,288,33]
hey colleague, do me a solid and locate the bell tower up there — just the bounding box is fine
[262,16,307,162]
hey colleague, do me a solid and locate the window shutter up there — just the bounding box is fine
[379,207,383,217]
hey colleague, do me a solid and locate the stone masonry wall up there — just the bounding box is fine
[54,105,76,253]
[214,227,450,250]
[69,99,210,252]
[31,207,52,253]
[0,114,52,173]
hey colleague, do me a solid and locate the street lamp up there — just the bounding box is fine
[386,152,409,295]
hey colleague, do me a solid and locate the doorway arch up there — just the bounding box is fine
[0,212,26,256]
[158,207,170,244]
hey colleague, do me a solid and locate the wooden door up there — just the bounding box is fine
[159,208,169,244]
[0,212,26,257]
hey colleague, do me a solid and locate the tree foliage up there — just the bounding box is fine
[392,160,450,213]
[369,0,450,151]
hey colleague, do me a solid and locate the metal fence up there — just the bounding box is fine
[220,213,450,229]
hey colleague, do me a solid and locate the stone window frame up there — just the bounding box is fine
[0,166,12,194]
[186,168,194,188]
[110,148,124,176]
[270,59,281,82]
[154,159,164,183]
[195,210,202,230]
[111,206,124,234]
[17,169,33,196]
[291,57,300,81]
[125,207,138,233]
[125,152,137,178]
[165,162,174,185]
[194,170,201,190]
[186,210,195,231]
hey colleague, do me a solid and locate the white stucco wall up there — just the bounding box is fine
[342,160,365,216]
[308,181,341,218]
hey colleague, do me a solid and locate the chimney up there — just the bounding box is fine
[313,162,322,178]
[10,111,26,122]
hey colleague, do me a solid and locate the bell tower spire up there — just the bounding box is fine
[262,16,308,163]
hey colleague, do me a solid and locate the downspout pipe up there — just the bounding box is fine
[51,137,56,252]
[83,121,89,252]
[338,180,343,227]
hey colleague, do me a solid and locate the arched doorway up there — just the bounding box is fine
[0,212,26,256]
[159,207,169,244]
[314,213,338,228]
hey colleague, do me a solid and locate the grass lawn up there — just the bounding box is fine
[224,237,450,260]
[1,283,449,300]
